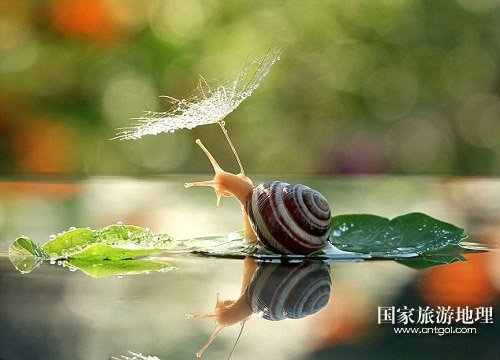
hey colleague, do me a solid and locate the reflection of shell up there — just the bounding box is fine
[246,181,332,255]
[246,261,332,321]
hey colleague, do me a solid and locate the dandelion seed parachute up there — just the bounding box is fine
[113,47,281,141]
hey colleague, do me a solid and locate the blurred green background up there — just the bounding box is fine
[1,0,499,176]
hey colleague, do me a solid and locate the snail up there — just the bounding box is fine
[187,257,332,357]
[185,133,332,255]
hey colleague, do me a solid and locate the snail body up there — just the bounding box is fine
[185,139,332,255]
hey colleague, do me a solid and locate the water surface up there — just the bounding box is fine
[0,177,498,359]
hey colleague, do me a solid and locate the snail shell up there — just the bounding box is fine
[246,181,331,255]
[246,261,332,321]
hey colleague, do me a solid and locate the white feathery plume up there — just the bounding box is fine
[111,351,161,360]
[113,47,280,140]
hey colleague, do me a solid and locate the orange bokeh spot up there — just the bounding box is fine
[13,118,78,174]
[419,253,497,307]
[309,284,371,348]
[48,0,122,42]
[0,181,81,197]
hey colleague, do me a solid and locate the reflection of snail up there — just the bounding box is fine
[185,134,331,255]
[248,260,331,321]
[187,257,332,357]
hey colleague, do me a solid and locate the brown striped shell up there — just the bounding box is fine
[246,261,332,321]
[246,181,331,255]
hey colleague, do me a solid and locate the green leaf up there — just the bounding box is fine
[39,224,174,260]
[329,212,467,256]
[9,237,49,273]
[95,224,174,249]
[97,224,152,245]
[42,228,96,258]
[69,243,165,261]
[68,258,176,278]
[181,231,253,255]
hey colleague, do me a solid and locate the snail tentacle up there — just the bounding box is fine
[185,139,256,241]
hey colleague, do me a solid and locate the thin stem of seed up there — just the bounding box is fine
[218,121,245,175]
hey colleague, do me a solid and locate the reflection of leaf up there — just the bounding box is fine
[68,258,176,278]
[329,213,467,257]
[42,228,95,258]
[70,243,165,261]
[9,237,49,273]
[397,245,468,269]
